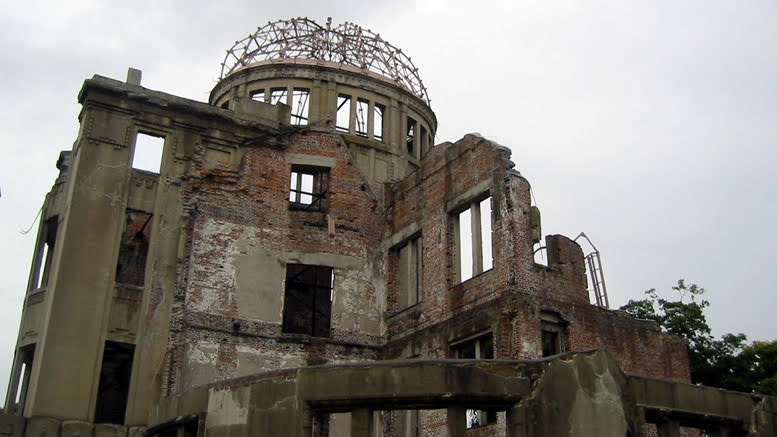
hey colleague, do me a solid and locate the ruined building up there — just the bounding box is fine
[2,18,775,437]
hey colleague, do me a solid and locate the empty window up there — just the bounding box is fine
[373,104,385,142]
[291,88,310,125]
[250,89,265,102]
[115,210,152,286]
[31,216,58,291]
[270,87,287,105]
[451,332,493,360]
[455,196,493,282]
[95,341,135,424]
[336,94,351,133]
[451,333,496,428]
[282,264,333,337]
[289,166,329,211]
[9,345,34,414]
[406,117,417,156]
[355,99,369,137]
[541,312,567,357]
[397,236,422,309]
[132,133,164,173]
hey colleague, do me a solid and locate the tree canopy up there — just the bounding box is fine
[620,279,776,396]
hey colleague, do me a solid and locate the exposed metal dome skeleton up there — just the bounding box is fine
[220,17,430,104]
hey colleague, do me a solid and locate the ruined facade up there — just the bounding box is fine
[2,18,775,437]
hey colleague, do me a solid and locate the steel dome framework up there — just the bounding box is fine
[220,17,430,104]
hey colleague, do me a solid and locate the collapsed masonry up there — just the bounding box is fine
[2,18,775,437]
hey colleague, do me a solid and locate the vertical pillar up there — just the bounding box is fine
[325,82,337,122]
[506,404,526,437]
[453,213,462,282]
[367,100,375,140]
[351,408,373,437]
[446,406,467,437]
[656,420,681,437]
[348,95,357,135]
[471,201,483,275]
[388,99,399,151]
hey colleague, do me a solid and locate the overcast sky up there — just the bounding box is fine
[1,0,775,399]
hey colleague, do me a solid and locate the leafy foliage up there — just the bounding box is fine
[620,280,776,395]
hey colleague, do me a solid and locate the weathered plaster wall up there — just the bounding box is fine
[170,127,387,392]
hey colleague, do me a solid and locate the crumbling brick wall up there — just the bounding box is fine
[383,134,690,436]
[167,126,386,392]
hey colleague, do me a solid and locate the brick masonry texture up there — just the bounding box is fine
[156,120,688,436]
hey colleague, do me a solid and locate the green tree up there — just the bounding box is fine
[620,280,776,396]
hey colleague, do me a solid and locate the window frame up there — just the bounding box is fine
[453,194,493,283]
[450,332,496,428]
[281,264,334,338]
[289,165,329,211]
[540,311,568,357]
[395,235,423,310]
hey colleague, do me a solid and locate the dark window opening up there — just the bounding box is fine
[270,87,287,105]
[132,133,164,174]
[397,237,422,309]
[406,117,417,156]
[355,98,369,137]
[542,330,559,357]
[116,210,152,286]
[373,104,385,142]
[32,216,58,291]
[541,312,567,357]
[282,264,333,337]
[147,419,199,437]
[220,100,229,109]
[291,88,310,125]
[336,95,351,133]
[251,89,265,102]
[289,166,329,211]
[10,344,34,414]
[95,341,135,424]
[451,333,496,428]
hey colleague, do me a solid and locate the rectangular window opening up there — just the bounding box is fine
[373,104,385,142]
[250,89,265,102]
[451,333,495,429]
[282,264,333,337]
[270,87,287,105]
[336,94,351,133]
[95,341,135,424]
[12,345,34,412]
[291,88,310,125]
[355,98,369,137]
[481,197,493,271]
[289,166,329,211]
[132,133,164,174]
[406,117,417,156]
[457,208,473,282]
[541,312,567,357]
[32,216,58,291]
[397,236,422,309]
[115,210,153,286]
[455,196,493,283]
